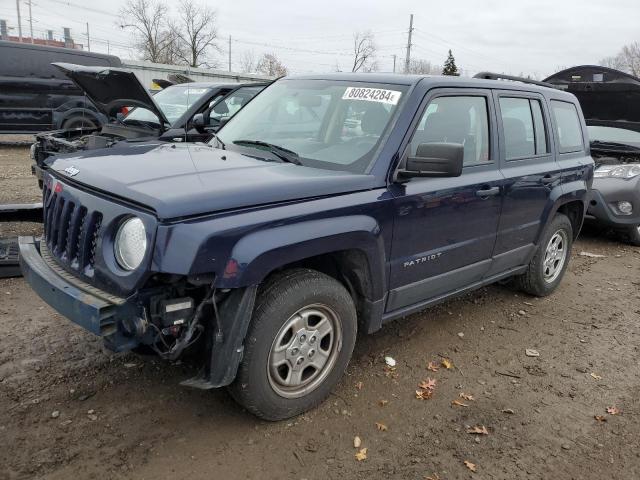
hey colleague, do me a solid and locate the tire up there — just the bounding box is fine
[514,213,573,297]
[624,225,640,246]
[228,268,357,421]
[62,115,98,130]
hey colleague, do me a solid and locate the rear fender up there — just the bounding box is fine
[538,180,588,242]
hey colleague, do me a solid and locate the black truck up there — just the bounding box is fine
[19,73,593,420]
[0,41,121,133]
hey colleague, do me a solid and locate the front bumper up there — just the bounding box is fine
[18,236,138,351]
[586,177,640,228]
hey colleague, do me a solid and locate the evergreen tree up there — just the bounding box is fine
[442,50,459,76]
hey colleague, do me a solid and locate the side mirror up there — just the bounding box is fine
[397,143,464,179]
[192,113,207,133]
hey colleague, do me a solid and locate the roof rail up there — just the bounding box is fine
[473,72,554,88]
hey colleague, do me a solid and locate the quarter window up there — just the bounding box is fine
[550,100,584,153]
[499,97,548,160]
[411,96,490,166]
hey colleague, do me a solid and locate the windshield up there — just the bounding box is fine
[215,79,408,173]
[588,126,640,148]
[124,85,213,125]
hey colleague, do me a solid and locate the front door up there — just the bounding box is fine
[387,90,503,312]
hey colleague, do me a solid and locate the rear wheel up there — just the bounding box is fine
[228,269,357,421]
[514,213,573,296]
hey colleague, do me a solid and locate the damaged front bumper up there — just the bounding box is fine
[19,236,260,388]
[18,236,140,352]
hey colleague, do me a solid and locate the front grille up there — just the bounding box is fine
[43,184,103,275]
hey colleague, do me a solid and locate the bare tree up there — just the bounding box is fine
[120,0,174,63]
[599,41,640,76]
[256,53,288,77]
[172,0,218,67]
[351,31,376,72]
[158,28,186,65]
[620,42,640,77]
[599,55,627,71]
[239,50,257,73]
[407,58,440,75]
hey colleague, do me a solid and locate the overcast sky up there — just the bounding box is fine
[1,0,638,77]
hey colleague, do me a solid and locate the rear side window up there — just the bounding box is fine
[550,100,584,153]
[411,96,490,166]
[499,97,548,160]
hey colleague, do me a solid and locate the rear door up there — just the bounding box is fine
[387,89,503,312]
[487,91,560,275]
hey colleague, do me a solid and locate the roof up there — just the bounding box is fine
[286,72,563,95]
[165,81,269,89]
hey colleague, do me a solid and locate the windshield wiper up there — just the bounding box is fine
[233,139,302,165]
[590,140,640,152]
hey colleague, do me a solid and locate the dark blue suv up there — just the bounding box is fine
[19,73,594,420]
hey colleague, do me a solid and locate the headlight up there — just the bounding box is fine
[594,164,640,179]
[114,217,147,271]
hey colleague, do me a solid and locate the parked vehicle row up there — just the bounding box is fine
[19,72,593,420]
[544,65,640,245]
[31,63,268,184]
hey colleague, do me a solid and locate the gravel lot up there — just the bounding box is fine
[1,145,639,480]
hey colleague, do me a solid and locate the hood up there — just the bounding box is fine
[53,62,170,126]
[47,144,377,219]
[544,65,640,130]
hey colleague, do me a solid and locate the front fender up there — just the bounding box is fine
[216,215,386,297]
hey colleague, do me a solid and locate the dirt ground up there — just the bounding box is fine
[1,145,639,480]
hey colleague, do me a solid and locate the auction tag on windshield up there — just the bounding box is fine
[342,87,402,105]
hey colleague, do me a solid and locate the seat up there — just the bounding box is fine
[503,117,533,158]
[360,103,391,136]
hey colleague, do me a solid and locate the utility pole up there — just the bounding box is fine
[15,0,23,42]
[404,13,414,74]
[27,0,33,43]
[86,22,90,51]
[228,35,231,72]
[392,54,396,73]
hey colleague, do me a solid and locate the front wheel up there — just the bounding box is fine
[514,213,573,296]
[228,269,357,421]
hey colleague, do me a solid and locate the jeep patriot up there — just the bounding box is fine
[19,73,594,420]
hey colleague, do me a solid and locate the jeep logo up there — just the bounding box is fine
[63,166,80,177]
[404,252,443,268]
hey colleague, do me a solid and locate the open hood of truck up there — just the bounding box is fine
[544,65,640,132]
[52,62,170,127]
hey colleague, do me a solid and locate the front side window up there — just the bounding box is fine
[551,100,584,153]
[499,97,548,159]
[410,96,490,166]
[216,80,408,173]
[209,86,264,125]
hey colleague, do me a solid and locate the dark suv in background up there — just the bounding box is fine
[19,73,593,420]
[0,41,121,133]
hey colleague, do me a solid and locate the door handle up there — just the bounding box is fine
[541,174,560,185]
[475,186,500,197]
